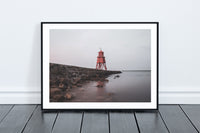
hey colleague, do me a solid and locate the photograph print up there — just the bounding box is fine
[42,22,158,110]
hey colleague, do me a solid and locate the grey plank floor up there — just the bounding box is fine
[0,105,199,133]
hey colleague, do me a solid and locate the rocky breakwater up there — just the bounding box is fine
[50,63,121,102]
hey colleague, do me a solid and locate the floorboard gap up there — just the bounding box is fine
[0,104,14,124]
[21,105,38,133]
[179,105,199,133]
[108,112,111,133]
[158,110,170,133]
[51,112,59,132]
[133,112,141,133]
[79,112,84,133]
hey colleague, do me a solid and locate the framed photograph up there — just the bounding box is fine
[41,22,159,110]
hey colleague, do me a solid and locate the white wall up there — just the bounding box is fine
[0,0,200,104]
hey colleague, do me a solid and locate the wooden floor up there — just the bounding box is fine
[0,105,199,133]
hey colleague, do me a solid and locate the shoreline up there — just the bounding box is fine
[50,63,121,102]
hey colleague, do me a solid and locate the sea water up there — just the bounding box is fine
[71,71,151,102]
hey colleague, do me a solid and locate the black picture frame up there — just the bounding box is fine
[41,22,159,111]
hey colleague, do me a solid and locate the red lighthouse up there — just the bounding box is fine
[96,49,107,70]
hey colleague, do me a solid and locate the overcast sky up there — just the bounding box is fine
[50,29,151,70]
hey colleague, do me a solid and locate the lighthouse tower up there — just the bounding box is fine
[96,49,107,70]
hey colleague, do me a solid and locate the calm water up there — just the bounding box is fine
[71,71,151,102]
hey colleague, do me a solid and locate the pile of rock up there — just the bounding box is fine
[50,63,121,102]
